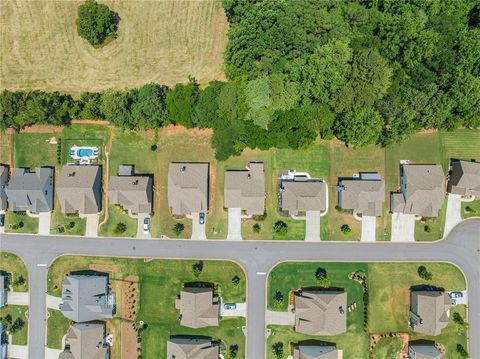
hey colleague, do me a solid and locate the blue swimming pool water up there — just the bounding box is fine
[77,148,94,157]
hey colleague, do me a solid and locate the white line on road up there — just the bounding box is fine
[256,272,266,275]
[37,264,47,267]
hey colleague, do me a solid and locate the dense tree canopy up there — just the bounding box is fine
[76,0,118,46]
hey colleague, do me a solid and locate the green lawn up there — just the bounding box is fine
[61,124,109,164]
[0,252,28,292]
[5,211,38,234]
[13,132,58,168]
[99,205,137,237]
[0,305,28,345]
[372,336,403,359]
[440,129,480,169]
[47,309,71,349]
[414,198,447,241]
[50,203,86,236]
[0,131,12,164]
[461,199,480,219]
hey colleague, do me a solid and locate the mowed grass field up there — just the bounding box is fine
[0,0,227,95]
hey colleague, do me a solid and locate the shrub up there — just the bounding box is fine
[453,312,466,326]
[340,224,351,234]
[273,220,288,235]
[273,291,284,309]
[69,221,76,229]
[252,223,261,233]
[417,265,433,281]
[231,275,240,286]
[272,342,284,359]
[229,344,239,358]
[253,212,267,221]
[192,261,204,277]
[76,0,118,46]
[315,267,330,288]
[424,224,431,233]
[456,344,468,357]
[114,222,127,234]
[150,144,157,151]
[173,222,185,236]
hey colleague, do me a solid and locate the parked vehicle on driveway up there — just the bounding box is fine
[199,212,205,225]
[0,213,4,227]
[450,291,463,298]
[224,303,236,310]
[143,217,150,234]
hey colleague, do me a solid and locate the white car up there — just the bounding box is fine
[143,218,150,234]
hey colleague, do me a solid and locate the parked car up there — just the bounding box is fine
[450,291,463,298]
[143,217,150,234]
[199,212,205,225]
[224,303,236,310]
[0,213,4,227]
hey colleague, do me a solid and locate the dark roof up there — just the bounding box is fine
[448,160,480,196]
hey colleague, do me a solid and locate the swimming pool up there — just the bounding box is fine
[70,146,99,161]
[77,148,94,157]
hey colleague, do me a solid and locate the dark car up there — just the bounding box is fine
[0,213,4,227]
[199,212,205,225]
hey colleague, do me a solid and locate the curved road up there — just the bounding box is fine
[0,219,479,359]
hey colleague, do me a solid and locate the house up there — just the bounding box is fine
[293,344,340,359]
[224,162,265,215]
[59,275,115,322]
[5,167,53,212]
[59,323,109,359]
[168,163,209,216]
[56,165,102,215]
[279,173,327,215]
[175,287,219,329]
[391,164,445,217]
[107,165,153,214]
[0,322,7,359]
[448,160,480,197]
[0,165,8,211]
[294,290,347,336]
[409,290,450,336]
[409,343,444,359]
[337,173,385,216]
[167,336,219,359]
[0,275,6,308]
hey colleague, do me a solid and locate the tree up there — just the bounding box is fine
[173,223,184,236]
[315,267,330,288]
[417,265,432,281]
[231,275,240,286]
[78,92,103,120]
[100,90,132,127]
[166,78,199,128]
[244,76,272,127]
[130,83,169,129]
[340,224,351,234]
[115,222,127,234]
[334,107,384,147]
[229,344,239,358]
[453,312,466,326]
[252,223,261,233]
[194,81,225,128]
[272,342,284,359]
[456,344,468,357]
[273,221,288,235]
[192,261,204,277]
[76,0,118,46]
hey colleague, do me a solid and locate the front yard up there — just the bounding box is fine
[99,205,137,238]
[0,305,28,345]
[4,211,38,234]
[46,309,71,349]
[0,252,28,291]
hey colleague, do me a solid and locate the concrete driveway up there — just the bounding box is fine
[227,208,242,241]
[265,310,295,325]
[220,302,246,317]
[444,194,462,238]
[190,212,206,240]
[136,213,151,239]
[84,214,99,237]
[391,213,415,242]
[44,348,62,359]
[8,345,28,359]
[46,295,62,309]
[38,212,51,235]
[361,216,376,242]
[6,292,29,306]
[305,211,321,241]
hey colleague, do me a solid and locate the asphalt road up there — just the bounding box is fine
[0,218,479,359]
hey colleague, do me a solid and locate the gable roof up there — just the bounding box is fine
[0,165,8,211]
[293,345,340,359]
[56,166,102,214]
[0,275,6,307]
[338,173,385,216]
[280,179,327,215]
[448,160,480,196]
[59,275,114,323]
[294,290,347,336]
[168,163,209,216]
[167,337,219,359]
[409,344,444,359]
[175,287,219,329]
[393,165,445,217]
[59,323,109,359]
[108,169,153,214]
[410,291,450,336]
[5,167,53,212]
[224,162,265,215]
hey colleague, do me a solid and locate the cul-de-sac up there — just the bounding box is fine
[0,1,479,359]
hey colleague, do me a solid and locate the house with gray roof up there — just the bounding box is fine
[224,162,265,215]
[280,174,327,215]
[0,165,8,211]
[0,322,7,359]
[167,336,219,359]
[59,323,109,359]
[293,344,340,359]
[175,287,219,329]
[391,164,445,217]
[337,173,385,216]
[409,343,444,359]
[168,163,209,216]
[5,167,53,212]
[59,275,115,323]
[448,160,480,197]
[56,166,102,215]
[410,290,450,336]
[107,165,153,214]
[294,290,347,336]
[0,275,6,308]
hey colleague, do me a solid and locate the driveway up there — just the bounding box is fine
[361,216,376,242]
[227,208,242,241]
[38,212,51,235]
[136,213,151,239]
[265,310,295,325]
[6,291,29,306]
[391,213,415,242]
[46,295,62,309]
[84,214,99,237]
[44,348,62,359]
[8,345,28,359]
[450,290,468,306]
[444,194,462,238]
[220,302,246,317]
[190,212,206,240]
[305,211,321,241]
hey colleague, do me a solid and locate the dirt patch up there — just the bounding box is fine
[369,333,409,359]
[121,275,140,359]
[89,263,119,273]
[19,125,64,133]
[70,119,109,125]
[159,124,213,137]
[121,321,139,359]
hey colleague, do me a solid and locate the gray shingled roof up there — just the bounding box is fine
[410,290,450,336]
[280,179,327,215]
[167,336,219,359]
[0,275,6,307]
[5,167,53,212]
[293,345,340,359]
[108,167,153,214]
[56,166,102,215]
[59,323,109,359]
[409,344,444,359]
[175,287,219,329]
[338,173,385,216]
[224,162,265,215]
[168,163,209,216]
[59,275,114,323]
[0,165,8,211]
[448,160,480,196]
[392,165,445,217]
[294,290,347,336]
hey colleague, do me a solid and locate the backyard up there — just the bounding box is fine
[0,252,28,292]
